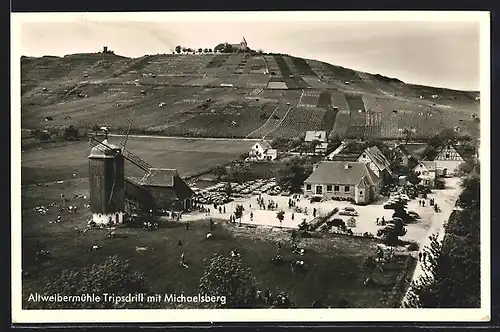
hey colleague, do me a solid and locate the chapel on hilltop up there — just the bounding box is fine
[229,37,248,51]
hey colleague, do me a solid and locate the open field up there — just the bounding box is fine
[21,137,252,185]
[22,53,480,141]
[22,178,414,308]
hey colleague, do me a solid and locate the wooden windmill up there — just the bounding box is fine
[89,109,153,205]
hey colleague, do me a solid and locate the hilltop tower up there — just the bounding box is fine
[88,132,125,225]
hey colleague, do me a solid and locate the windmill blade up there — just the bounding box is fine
[119,109,136,150]
[90,136,152,173]
[123,148,152,172]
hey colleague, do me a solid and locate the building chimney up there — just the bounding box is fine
[344,163,350,170]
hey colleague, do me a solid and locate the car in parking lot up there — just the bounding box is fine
[339,207,358,216]
[407,211,421,219]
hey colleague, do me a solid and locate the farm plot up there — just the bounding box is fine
[376,98,452,139]
[206,54,231,68]
[321,108,339,134]
[298,91,320,107]
[364,111,382,139]
[266,107,326,140]
[237,74,270,89]
[301,76,334,89]
[344,109,367,139]
[362,95,383,139]
[254,90,283,103]
[141,55,187,77]
[330,112,351,137]
[246,104,288,139]
[323,63,360,83]
[291,57,317,76]
[163,101,273,138]
[183,77,218,87]
[345,94,366,112]
[263,56,282,78]
[316,91,332,109]
[178,55,214,74]
[273,55,309,89]
[247,55,267,74]
[282,56,301,76]
[331,92,350,113]
[267,82,288,90]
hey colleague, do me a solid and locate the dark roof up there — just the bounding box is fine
[364,146,392,174]
[256,140,272,150]
[139,168,177,187]
[305,161,379,186]
[139,168,194,199]
[402,143,429,159]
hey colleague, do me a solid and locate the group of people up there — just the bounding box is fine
[375,217,386,226]
[256,196,278,211]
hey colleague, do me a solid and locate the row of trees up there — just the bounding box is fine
[174,45,213,54]
[32,125,81,142]
[405,163,480,308]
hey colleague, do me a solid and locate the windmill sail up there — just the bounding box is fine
[119,109,136,149]
[89,136,152,173]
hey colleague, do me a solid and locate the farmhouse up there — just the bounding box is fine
[412,161,437,188]
[138,168,194,211]
[305,131,328,154]
[326,143,392,185]
[424,144,465,176]
[303,161,381,205]
[247,140,277,161]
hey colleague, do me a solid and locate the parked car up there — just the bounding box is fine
[339,207,359,216]
[407,211,421,219]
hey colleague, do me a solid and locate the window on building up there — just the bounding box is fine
[316,185,323,195]
[359,190,363,195]
[344,185,350,192]
[423,171,428,175]
[326,185,333,192]
[306,184,311,191]
[363,154,366,158]
[334,185,340,192]
[446,153,450,158]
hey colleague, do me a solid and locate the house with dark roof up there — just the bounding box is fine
[303,161,381,205]
[326,143,393,185]
[395,144,420,169]
[412,161,437,188]
[138,168,194,211]
[248,140,277,161]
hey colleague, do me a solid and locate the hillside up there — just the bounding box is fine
[20,52,480,140]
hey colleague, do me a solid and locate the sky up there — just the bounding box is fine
[18,15,481,91]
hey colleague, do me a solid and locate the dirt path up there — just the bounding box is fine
[401,177,462,307]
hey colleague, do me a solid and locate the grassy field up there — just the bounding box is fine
[21,178,414,309]
[21,136,253,185]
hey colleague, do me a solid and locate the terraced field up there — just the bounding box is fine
[345,94,366,112]
[298,91,320,107]
[206,54,230,68]
[21,52,480,140]
[265,107,326,140]
[246,104,289,139]
[291,57,317,76]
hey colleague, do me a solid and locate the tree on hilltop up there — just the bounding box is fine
[198,48,203,54]
[175,45,182,54]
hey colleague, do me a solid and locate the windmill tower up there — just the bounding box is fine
[88,110,153,224]
[88,127,125,225]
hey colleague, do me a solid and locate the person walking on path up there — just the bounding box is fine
[185,222,189,230]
